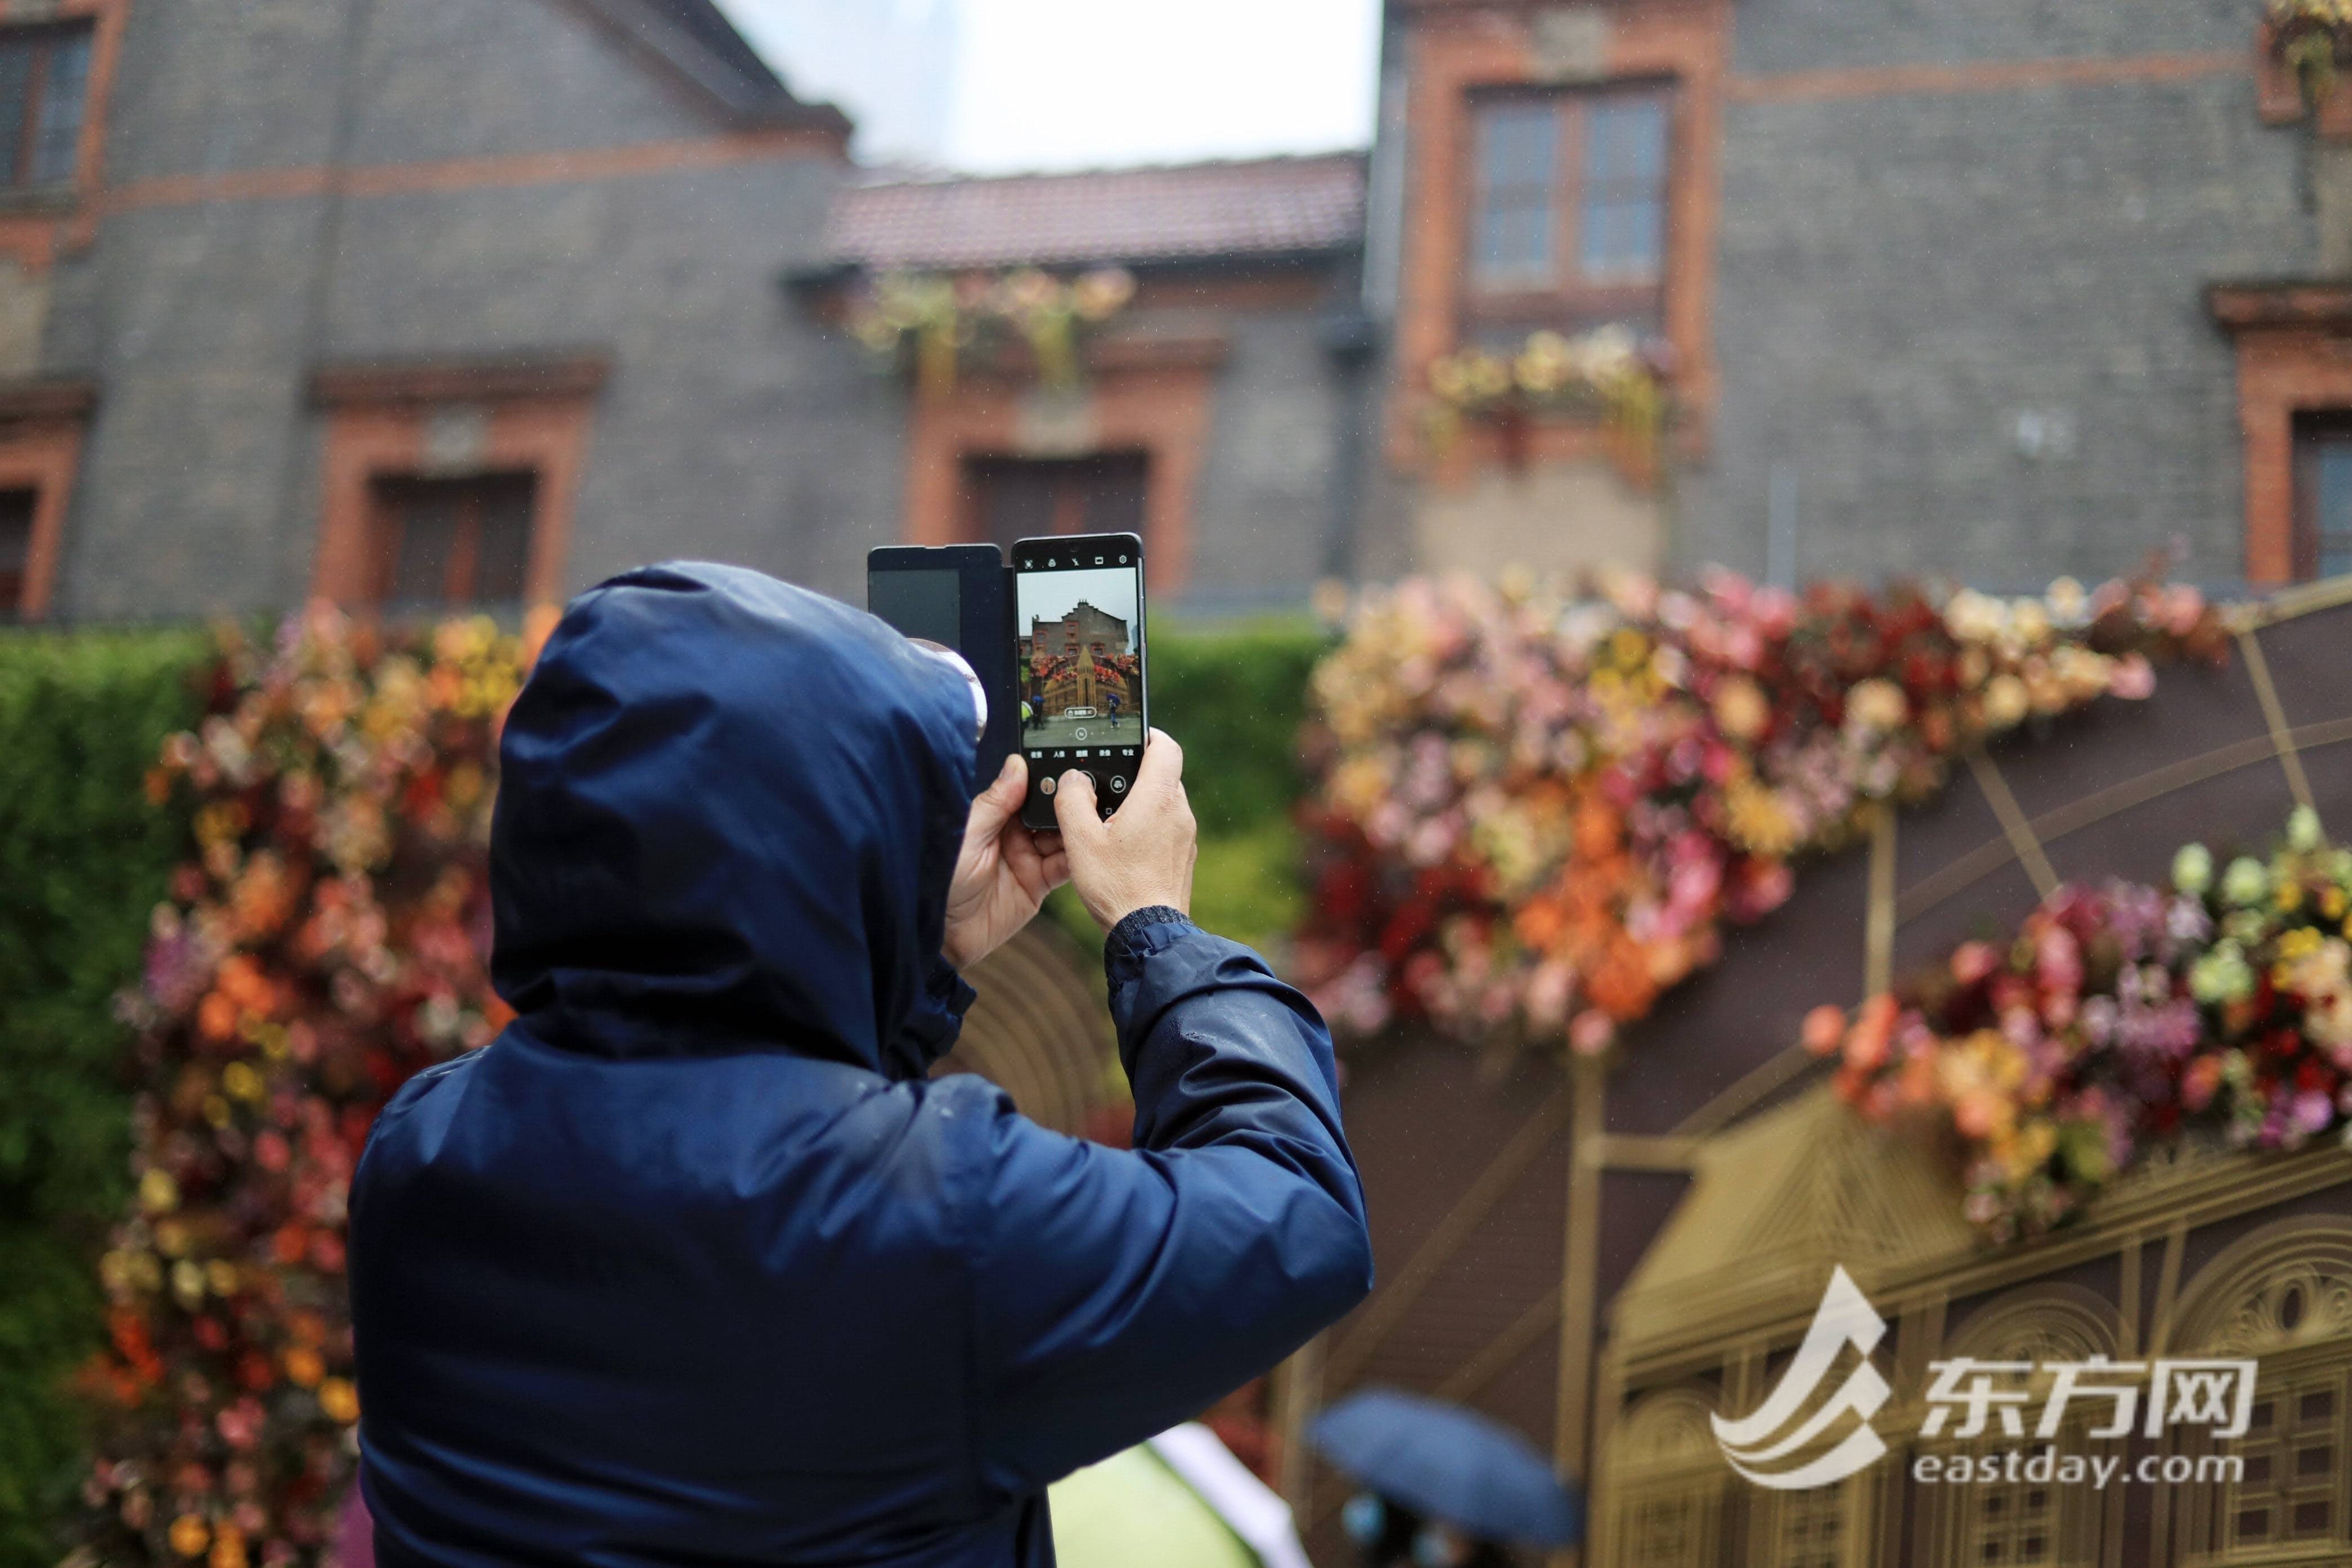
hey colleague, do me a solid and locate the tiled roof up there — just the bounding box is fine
[821,153,1367,272]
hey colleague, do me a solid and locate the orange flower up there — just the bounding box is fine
[169,1515,210,1558]
[1513,895,1568,953]
[318,1377,360,1425]
[209,1527,248,1568]
[283,1346,325,1389]
[1571,796,1621,860]
[1585,936,1658,1021]
[196,991,239,1043]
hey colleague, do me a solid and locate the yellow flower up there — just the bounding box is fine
[171,1260,205,1310]
[318,1377,361,1425]
[1723,779,1801,857]
[205,1260,239,1297]
[209,1531,247,1568]
[169,1516,210,1558]
[1845,678,1908,733]
[1713,677,1770,742]
[220,1061,263,1101]
[1983,674,2030,729]
[139,1168,180,1216]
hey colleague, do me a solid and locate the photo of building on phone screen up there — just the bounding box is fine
[1016,567,1140,750]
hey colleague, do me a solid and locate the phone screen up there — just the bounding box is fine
[866,567,961,651]
[1013,534,1144,823]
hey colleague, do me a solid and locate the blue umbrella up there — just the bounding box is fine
[1308,1387,1584,1548]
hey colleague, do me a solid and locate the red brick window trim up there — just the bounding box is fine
[903,359,1217,598]
[1463,80,1674,341]
[1387,0,1731,471]
[2211,284,2352,587]
[0,376,94,621]
[308,358,606,611]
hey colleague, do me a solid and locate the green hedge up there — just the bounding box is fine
[1046,619,1327,956]
[0,631,202,1568]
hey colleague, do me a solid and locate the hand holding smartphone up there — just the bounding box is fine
[867,532,1147,831]
[1010,533,1146,830]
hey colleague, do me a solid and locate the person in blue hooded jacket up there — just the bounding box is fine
[348,562,1373,1568]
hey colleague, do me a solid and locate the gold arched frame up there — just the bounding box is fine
[2153,1216,2352,1564]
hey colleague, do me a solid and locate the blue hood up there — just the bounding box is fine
[489,562,981,1077]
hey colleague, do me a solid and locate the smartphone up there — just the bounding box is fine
[1012,533,1146,828]
[866,543,1019,783]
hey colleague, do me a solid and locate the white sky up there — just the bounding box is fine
[718,0,1381,172]
[1020,567,1138,629]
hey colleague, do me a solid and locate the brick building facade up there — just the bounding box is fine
[0,0,2339,625]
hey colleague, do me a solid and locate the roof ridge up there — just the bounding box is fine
[561,0,851,132]
[845,147,1370,192]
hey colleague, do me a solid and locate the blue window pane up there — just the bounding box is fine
[1474,101,1558,283]
[31,33,89,184]
[1478,205,1552,279]
[1579,98,1668,282]
[1481,101,1558,194]
[1581,198,1664,280]
[0,44,30,187]
[1587,100,1667,183]
[2320,447,2352,578]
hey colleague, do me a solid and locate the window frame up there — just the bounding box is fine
[1461,79,1677,336]
[959,450,1151,553]
[2291,411,2352,584]
[364,471,540,612]
[0,21,96,191]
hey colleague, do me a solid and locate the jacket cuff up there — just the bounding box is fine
[1104,905,1195,984]
[902,956,978,1056]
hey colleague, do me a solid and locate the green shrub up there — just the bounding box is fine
[0,630,202,1568]
[1046,619,1326,957]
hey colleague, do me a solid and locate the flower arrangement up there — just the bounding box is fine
[1422,327,1666,471]
[66,605,552,1568]
[1292,569,2227,1052]
[846,267,1137,397]
[2268,0,2352,102]
[1814,808,2352,1242]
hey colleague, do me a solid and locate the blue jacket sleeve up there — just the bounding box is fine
[962,911,1373,1497]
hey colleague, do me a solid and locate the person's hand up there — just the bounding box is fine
[1053,729,1196,931]
[943,754,1070,969]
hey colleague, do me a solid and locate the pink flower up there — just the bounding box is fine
[2109,654,2156,700]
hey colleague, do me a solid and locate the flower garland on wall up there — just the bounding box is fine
[67,606,551,1568]
[1293,569,2228,1052]
[1814,808,2352,1242]
[846,267,1137,398]
[1423,326,1666,472]
[2268,0,2352,102]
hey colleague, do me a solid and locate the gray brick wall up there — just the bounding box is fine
[1677,0,2314,590]
[47,0,1354,622]
[1189,302,1354,611]
[48,0,905,621]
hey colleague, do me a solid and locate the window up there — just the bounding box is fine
[2213,1367,2346,1556]
[1767,1483,1847,1568]
[0,26,92,189]
[366,474,537,610]
[1466,85,1671,335]
[0,486,31,617]
[2294,414,2352,582]
[962,453,1148,552]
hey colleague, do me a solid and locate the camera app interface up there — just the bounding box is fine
[1016,551,1142,805]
